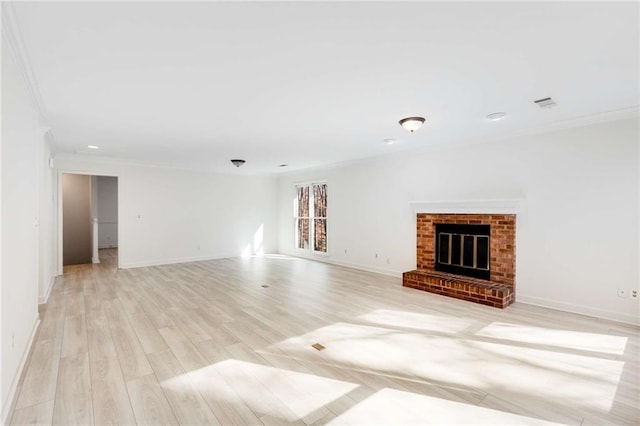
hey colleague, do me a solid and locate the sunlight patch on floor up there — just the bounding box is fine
[358,309,477,333]
[162,359,358,420]
[476,322,628,355]
[327,388,565,425]
[270,322,624,412]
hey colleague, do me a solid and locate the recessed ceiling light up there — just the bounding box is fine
[87,145,100,149]
[384,138,399,145]
[279,164,288,167]
[486,112,507,121]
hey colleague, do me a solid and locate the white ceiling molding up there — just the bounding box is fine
[409,199,524,214]
[1,2,48,123]
[495,105,640,142]
[52,152,273,177]
[396,105,640,163]
[53,152,204,171]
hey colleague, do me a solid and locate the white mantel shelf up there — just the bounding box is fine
[409,199,524,214]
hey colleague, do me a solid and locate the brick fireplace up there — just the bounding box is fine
[403,209,516,308]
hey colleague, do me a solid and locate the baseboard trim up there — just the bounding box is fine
[38,275,56,304]
[284,252,403,278]
[1,314,40,424]
[517,294,640,326]
[321,258,403,278]
[119,252,238,269]
[120,253,637,326]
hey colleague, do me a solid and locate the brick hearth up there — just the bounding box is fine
[403,213,516,308]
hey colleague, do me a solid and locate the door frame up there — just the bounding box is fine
[57,170,121,274]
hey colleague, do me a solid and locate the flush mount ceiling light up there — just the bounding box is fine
[399,116,426,133]
[231,159,245,167]
[87,145,100,149]
[486,112,507,121]
[279,164,288,167]
[384,138,399,145]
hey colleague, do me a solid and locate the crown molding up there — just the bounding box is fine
[278,106,640,179]
[495,105,640,143]
[54,152,192,170]
[53,152,276,177]
[408,105,640,158]
[1,2,48,123]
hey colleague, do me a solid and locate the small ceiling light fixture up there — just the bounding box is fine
[279,164,288,167]
[87,145,100,149]
[384,138,398,145]
[486,112,507,121]
[399,116,426,133]
[231,159,246,167]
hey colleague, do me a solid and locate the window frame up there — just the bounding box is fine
[294,181,328,256]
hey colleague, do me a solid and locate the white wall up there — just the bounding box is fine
[1,35,42,420]
[54,158,278,269]
[277,118,640,325]
[97,176,118,248]
[38,133,56,303]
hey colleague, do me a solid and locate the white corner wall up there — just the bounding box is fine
[1,35,42,420]
[96,176,118,248]
[54,158,278,270]
[277,118,640,325]
[38,132,56,303]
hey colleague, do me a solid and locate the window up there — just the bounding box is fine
[295,186,310,250]
[295,183,327,253]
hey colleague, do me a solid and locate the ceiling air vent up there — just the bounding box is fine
[534,97,557,109]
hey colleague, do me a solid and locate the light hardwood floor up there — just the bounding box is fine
[8,249,640,425]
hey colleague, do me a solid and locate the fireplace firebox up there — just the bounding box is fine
[404,213,515,308]
[435,224,490,280]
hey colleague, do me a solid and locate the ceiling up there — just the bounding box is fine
[7,1,639,174]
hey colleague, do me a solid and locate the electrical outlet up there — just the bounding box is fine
[632,290,638,299]
[344,249,347,254]
[11,332,15,349]
[618,288,627,298]
[375,253,378,259]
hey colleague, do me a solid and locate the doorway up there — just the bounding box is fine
[59,172,119,272]
[62,174,92,265]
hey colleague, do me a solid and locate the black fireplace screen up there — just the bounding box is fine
[435,224,490,280]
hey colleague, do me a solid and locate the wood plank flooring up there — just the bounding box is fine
[9,248,640,425]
